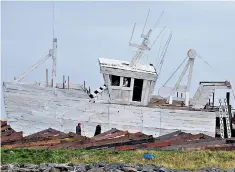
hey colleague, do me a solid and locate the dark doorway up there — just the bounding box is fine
[94,125,101,136]
[132,79,143,102]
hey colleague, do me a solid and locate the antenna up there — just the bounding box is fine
[153,11,164,31]
[129,23,136,44]
[142,9,150,35]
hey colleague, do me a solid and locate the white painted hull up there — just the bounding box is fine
[2,82,216,137]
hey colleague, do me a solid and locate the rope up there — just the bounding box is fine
[155,33,165,69]
[158,33,172,75]
[162,56,188,87]
[152,11,164,31]
[150,26,166,50]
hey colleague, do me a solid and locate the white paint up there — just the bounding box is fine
[185,92,189,106]
[99,58,156,74]
[3,82,216,137]
[52,38,57,88]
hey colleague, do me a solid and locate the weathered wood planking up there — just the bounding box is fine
[3,82,216,137]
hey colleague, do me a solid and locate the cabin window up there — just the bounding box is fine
[132,79,143,102]
[110,75,120,86]
[123,77,131,87]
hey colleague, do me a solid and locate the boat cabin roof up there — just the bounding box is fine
[99,58,156,74]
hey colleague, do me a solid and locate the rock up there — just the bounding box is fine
[133,163,143,171]
[87,167,104,172]
[11,167,39,172]
[107,163,123,170]
[9,164,20,169]
[74,165,86,172]
[91,162,100,168]
[1,165,9,170]
[47,163,57,168]
[142,164,160,172]
[227,169,235,172]
[196,168,225,172]
[159,167,171,172]
[23,164,39,169]
[121,166,137,172]
[106,169,123,172]
[50,167,61,172]
[39,164,48,171]
[43,167,52,172]
[85,164,93,171]
[67,163,75,167]
[55,164,73,171]
[97,161,107,168]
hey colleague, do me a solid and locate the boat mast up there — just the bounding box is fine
[129,10,165,67]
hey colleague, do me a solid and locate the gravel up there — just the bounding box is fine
[0,163,233,172]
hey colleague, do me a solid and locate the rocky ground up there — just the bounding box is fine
[1,162,235,172]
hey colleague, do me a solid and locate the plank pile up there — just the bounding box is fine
[1,120,235,151]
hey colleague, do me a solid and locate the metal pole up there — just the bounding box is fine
[46,69,48,87]
[52,38,57,88]
[212,92,215,108]
[63,75,65,89]
[68,76,69,89]
[226,92,232,131]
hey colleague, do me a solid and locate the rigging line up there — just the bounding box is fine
[150,26,166,50]
[162,56,188,87]
[156,35,168,71]
[142,9,150,35]
[129,23,136,43]
[197,54,212,68]
[152,11,164,31]
[197,53,229,83]
[155,33,165,69]
[158,33,172,75]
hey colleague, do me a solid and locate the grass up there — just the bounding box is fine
[1,148,235,170]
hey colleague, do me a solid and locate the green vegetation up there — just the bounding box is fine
[1,149,235,170]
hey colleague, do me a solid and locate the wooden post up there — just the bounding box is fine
[46,69,48,87]
[51,79,53,87]
[226,92,230,106]
[89,87,91,93]
[68,76,70,89]
[84,81,86,90]
[63,75,65,89]
[209,99,210,106]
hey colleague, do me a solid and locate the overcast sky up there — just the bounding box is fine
[1,1,235,117]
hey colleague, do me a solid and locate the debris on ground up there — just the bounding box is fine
[1,120,235,150]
